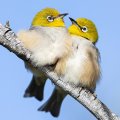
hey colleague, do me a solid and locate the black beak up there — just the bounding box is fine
[69,17,82,29]
[69,17,78,25]
[56,13,68,19]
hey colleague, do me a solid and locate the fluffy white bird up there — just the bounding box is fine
[17,8,72,101]
[39,17,101,117]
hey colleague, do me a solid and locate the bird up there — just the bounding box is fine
[39,17,101,117]
[17,7,72,101]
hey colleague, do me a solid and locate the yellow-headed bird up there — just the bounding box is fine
[17,8,72,101]
[39,17,101,117]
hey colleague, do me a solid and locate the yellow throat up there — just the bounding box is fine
[68,18,98,43]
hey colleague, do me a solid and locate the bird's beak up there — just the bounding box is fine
[69,17,82,29]
[69,17,78,25]
[55,13,68,19]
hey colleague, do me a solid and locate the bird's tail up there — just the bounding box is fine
[24,75,47,101]
[38,87,66,117]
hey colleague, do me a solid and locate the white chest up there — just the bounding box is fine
[29,27,70,67]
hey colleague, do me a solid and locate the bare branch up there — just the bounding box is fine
[0,22,119,120]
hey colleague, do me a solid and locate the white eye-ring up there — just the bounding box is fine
[81,26,88,32]
[47,16,54,22]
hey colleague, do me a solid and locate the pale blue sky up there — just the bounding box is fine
[0,0,120,120]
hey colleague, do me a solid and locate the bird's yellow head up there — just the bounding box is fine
[68,18,98,43]
[32,8,68,27]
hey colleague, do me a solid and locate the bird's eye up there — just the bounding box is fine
[47,16,54,22]
[81,26,88,32]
